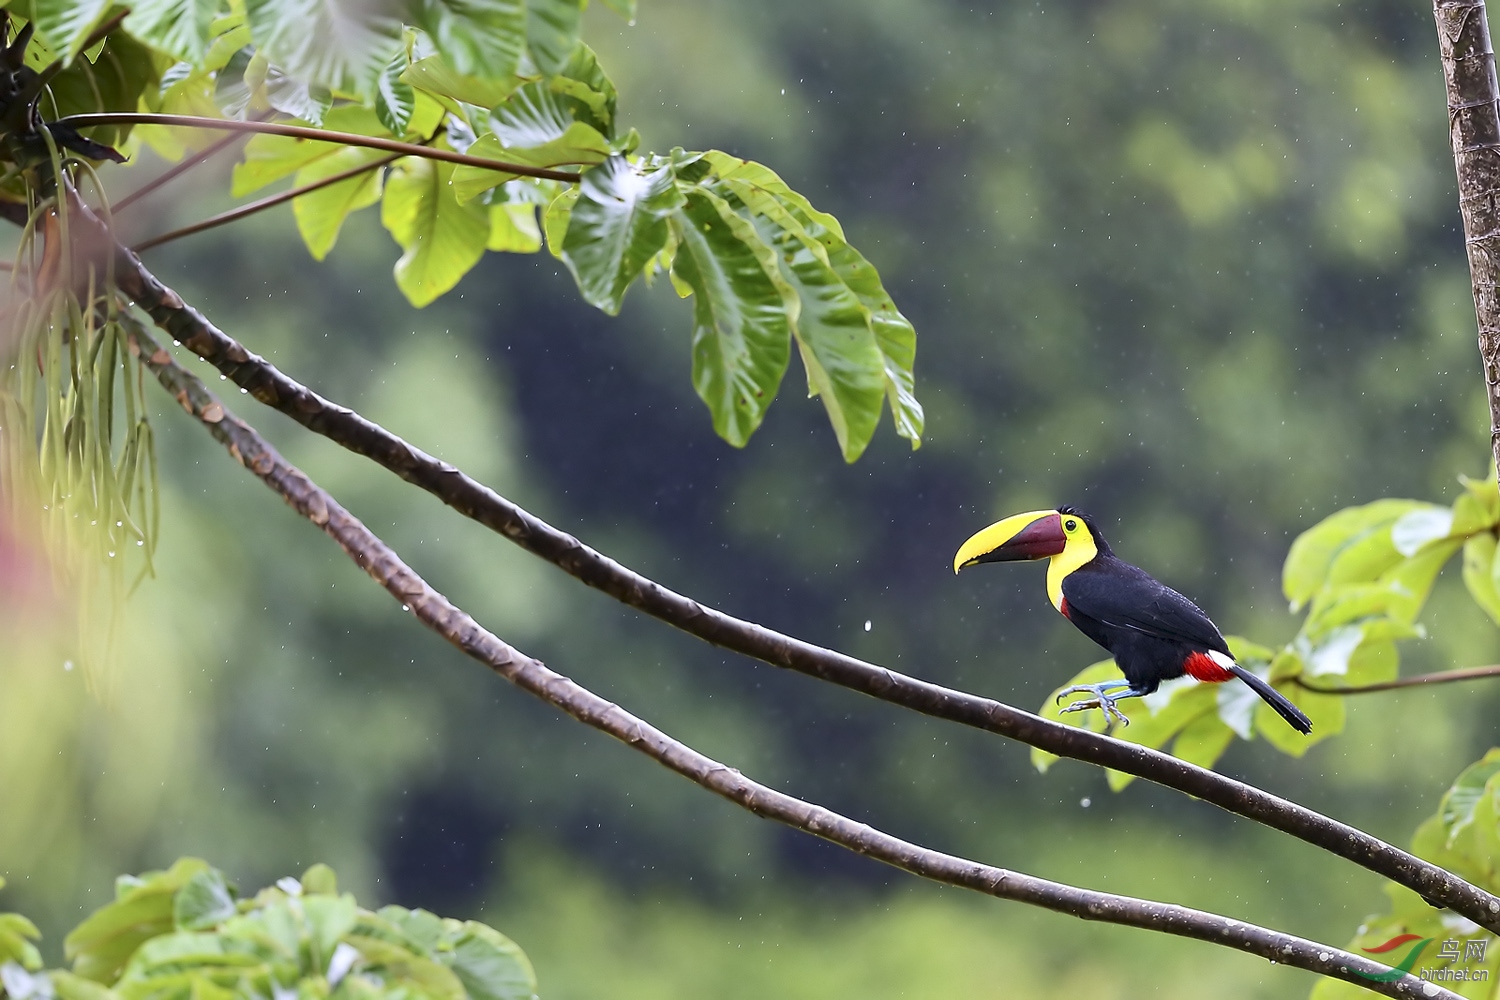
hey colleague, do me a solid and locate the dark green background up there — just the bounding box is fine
[3,0,1497,996]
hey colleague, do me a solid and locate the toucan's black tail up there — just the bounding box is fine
[1229,663,1312,734]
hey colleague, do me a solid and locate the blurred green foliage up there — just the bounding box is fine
[0,861,537,1000]
[2,0,1500,997]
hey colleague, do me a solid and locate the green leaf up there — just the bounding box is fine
[294,146,389,260]
[742,185,920,444]
[401,52,518,110]
[1391,505,1455,556]
[1282,499,1425,609]
[490,81,604,152]
[446,924,536,1000]
[597,0,634,20]
[303,895,358,965]
[703,151,922,449]
[232,106,387,196]
[542,185,578,258]
[244,0,403,96]
[1171,711,1235,771]
[66,859,212,982]
[214,46,255,118]
[736,192,886,462]
[381,157,491,306]
[172,870,236,932]
[43,32,161,148]
[1382,536,1461,625]
[31,0,112,62]
[450,124,609,202]
[559,156,680,313]
[124,0,220,62]
[487,203,541,252]
[551,44,617,135]
[300,864,338,896]
[48,970,117,1000]
[669,189,792,448]
[0,914,42,971]
[262,66,333,126]
[347,934,465,1000]
[525,0,581,75]
[376,52,416,135]
[1462,532,1500,624]
[1453,473,1500,536]
[374,906,445,953]
[1441,749,1500,845]
[409,0,524,81]
[119,930,230,977]
[448,82,611,201]
[1342,637,1398,687]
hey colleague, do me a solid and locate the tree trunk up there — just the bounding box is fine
[1435,0,1500,474]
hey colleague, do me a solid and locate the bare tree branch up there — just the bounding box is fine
[119,312,1459,1000]
[133,153,400,252]
[75,211,1500,935]
[1298,663,1500,694]
[114,118,270,215]
[55,113,585,184]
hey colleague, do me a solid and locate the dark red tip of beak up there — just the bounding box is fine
[977,513,1067,563]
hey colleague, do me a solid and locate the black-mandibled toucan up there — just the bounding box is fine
[953,505,1312,734]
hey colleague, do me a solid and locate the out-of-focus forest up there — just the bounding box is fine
[2,0,1495,996]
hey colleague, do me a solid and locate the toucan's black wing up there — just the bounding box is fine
[1060,556,1229,653]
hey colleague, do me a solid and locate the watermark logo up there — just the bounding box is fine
[1353,934,1490,983]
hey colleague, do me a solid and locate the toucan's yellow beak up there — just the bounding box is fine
[953,510,1067,573]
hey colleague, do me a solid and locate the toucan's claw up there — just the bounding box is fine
[1055,681,1139,727]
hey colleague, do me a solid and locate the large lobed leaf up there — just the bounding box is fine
[671,187,794,448]
[552,150,923,458]
[381,156,491,307]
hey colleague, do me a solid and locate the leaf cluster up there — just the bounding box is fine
[0,860,537,1000]
[0,0,921,459]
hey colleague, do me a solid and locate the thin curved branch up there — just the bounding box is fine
[122,314,1457,1000]
[79,214,1500,935]
[114,128,255,215]
[56,113,585,183]
[1297,664,1500,694]
[133,153,400,252]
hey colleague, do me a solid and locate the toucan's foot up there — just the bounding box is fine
[1055,681,1144,727]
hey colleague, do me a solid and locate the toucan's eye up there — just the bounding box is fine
[1064,519,1078,531]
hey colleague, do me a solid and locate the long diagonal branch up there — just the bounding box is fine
[122,313,1457,1000]
[86,218,1500,935]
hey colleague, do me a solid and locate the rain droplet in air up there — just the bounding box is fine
[863,620,871,631]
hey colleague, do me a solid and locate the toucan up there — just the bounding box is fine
[953,505,1312,734]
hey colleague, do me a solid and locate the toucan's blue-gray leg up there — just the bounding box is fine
[1055,682,1150,726]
